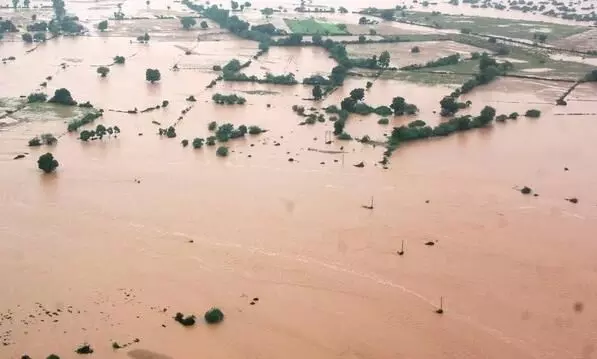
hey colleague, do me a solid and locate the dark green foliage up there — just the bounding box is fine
[40,133,57,145]
[33,32,46,42]
[27,92,47,103]
[22,33,33,43]
[350,88,365,101]
[333,118,345,135]
[97,66,110,77]
[174,312,196,326]
[208,121,217,131]
[204,308,225,323]
[0,19,18,32]
[374,106,392,116]
[114,55,125,64]
[67,112,102,132]
[213,65,222,71]
[98,20,108,31]
[216,146,229,157]
[379,50,391,68]
[75,344,93,354]
[312,85,323,100]
[79,130,92,141]
[192,138,204,148]
[200,20,208,29]
[330,65,347,85]
[339,6,348,13]
[49,88,77,106]
[411,46,420,53]
[408,120,426,128]
[390,96,418,115]
[508,112,519,119]
[366,81,373,89]
[212,93,246,105]
[248,125,264,134]
[377,118,389,125]
[206,136,216,146]
[137,33,150,43]
[28,137,42,146]
[145,68,161,83]
[181,139,189,147]
[401,54,459,70]
[27,21,48,32]
[37,153,59,173]
[525,109,541,118]
[439,96,468,116]
[358,35,366,43]
[166,126,176,138]
[162,100,169,107]
[180,16,197,29]
[46,355,61,359]
[337,132,352,140]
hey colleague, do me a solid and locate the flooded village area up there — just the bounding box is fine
[1,0,597,358]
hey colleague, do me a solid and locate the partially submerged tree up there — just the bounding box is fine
[97,20,108,31]
[145,68,161,83]
[113,55,125,64]
[37,153,59,173]
[180,16,197,29]
[200,20,208,29]
[312,85,323,100]
[97,66,110,77]
[378,50,390,68]
[48,88,77,106]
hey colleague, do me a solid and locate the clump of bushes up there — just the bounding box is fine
[216,146,229,157]
[212,93,246,105]
[204,307,224,323]
[158,126,177,138]
[206,136,216,146]
[75,344,93,354]
[67,111,103,132]
[525,109,541,118]
[390,96,418,116]
[114,55,125,64]
[48,88,77,106]
[248,125,265,134]
[37,153,59,173]
[192,138,204,148]
[27,92,47,103]
[174,312,196,326]
[181,139,189,147]
[401,54,459,71]
[377,118,389,125]
[79,125,120,141]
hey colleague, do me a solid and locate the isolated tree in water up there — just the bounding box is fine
[37,153,59,173]
[200,20,208,29]
[378,51,390,68]
[180,16,196,29]
[231,0,239,10]
[349,88,365,101]
[145,68,161,83]
[97,66,110,77]
[312,85,323,101]
[98,20,108,31]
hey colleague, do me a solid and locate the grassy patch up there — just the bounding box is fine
[376,70,471,85]
[398,11,586,41]
[285,18,348,35]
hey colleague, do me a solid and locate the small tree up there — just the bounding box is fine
[192,138,204,148]
[261,7,274,16]
[200,20,208,29]
[338,6,348,13]
[33,32,46,42]
[349,88,365,101]
[145,68,161,83]
[216,146,229,157]
[97,66,110,77]
[411,46,420,53]
[312,85,323,100]
[358,35,366,43]
[48,88,77,106]
[366,81,373,89]
[378,50,390,68]
[137,32,150,43]
[114,55,125,64]
[37,153,59,173]
[180,16,196,29]
[98,20,108,31]
[22,33,33,43]
[204,308,224,323]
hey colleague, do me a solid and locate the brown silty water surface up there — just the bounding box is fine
[1,1,597,359]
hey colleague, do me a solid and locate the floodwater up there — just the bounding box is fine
[1,1,597,359]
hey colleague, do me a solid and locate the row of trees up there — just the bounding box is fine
[79,124,120,141]
[212,93,246,105]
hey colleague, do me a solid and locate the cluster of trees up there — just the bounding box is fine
[22,32,47,43]
[401,53,460,70]
[29,133,58,147]
[389,96,418,115]
[27,92,48,103]
[49,88,77,106]
[303,75,331,86]
[38,153,59,174]
[439,96,471,116]
[180,16,197,29]
[0,19,18,33]
[212,93,246,105]
[145,68,161,83]
[27,21,48,32]
[79,124,120,141]
[67,111,103,132]
[158,126,177,138]
[137,32,150,43]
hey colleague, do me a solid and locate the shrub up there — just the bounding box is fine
[180,16,197,29]
[216,146,229,157]
[192,137,204,148]
[27,92,47,103]
[114,55,125,64]
[22,33,33,43]
[186,95,196,102]
[162,100,169,107]
[98,20,108,31]
[145,68,161,83]
[377,118,389,125]
[204,307,224,323]
[37,153,59,173]
[508,112,518,119]
[181,139,189,147]
[41,133,57,145]
[525,109,541,118]
[174,312,196,326]
[248,125,264,134]
[208,121,217,131]
[28,137,42,146]
[206,136,216,146]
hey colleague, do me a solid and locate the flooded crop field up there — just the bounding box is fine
[1,0,597,358]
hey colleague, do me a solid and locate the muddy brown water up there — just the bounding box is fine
[1,1,597,358]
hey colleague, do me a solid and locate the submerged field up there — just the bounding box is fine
[1,1,597,359]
